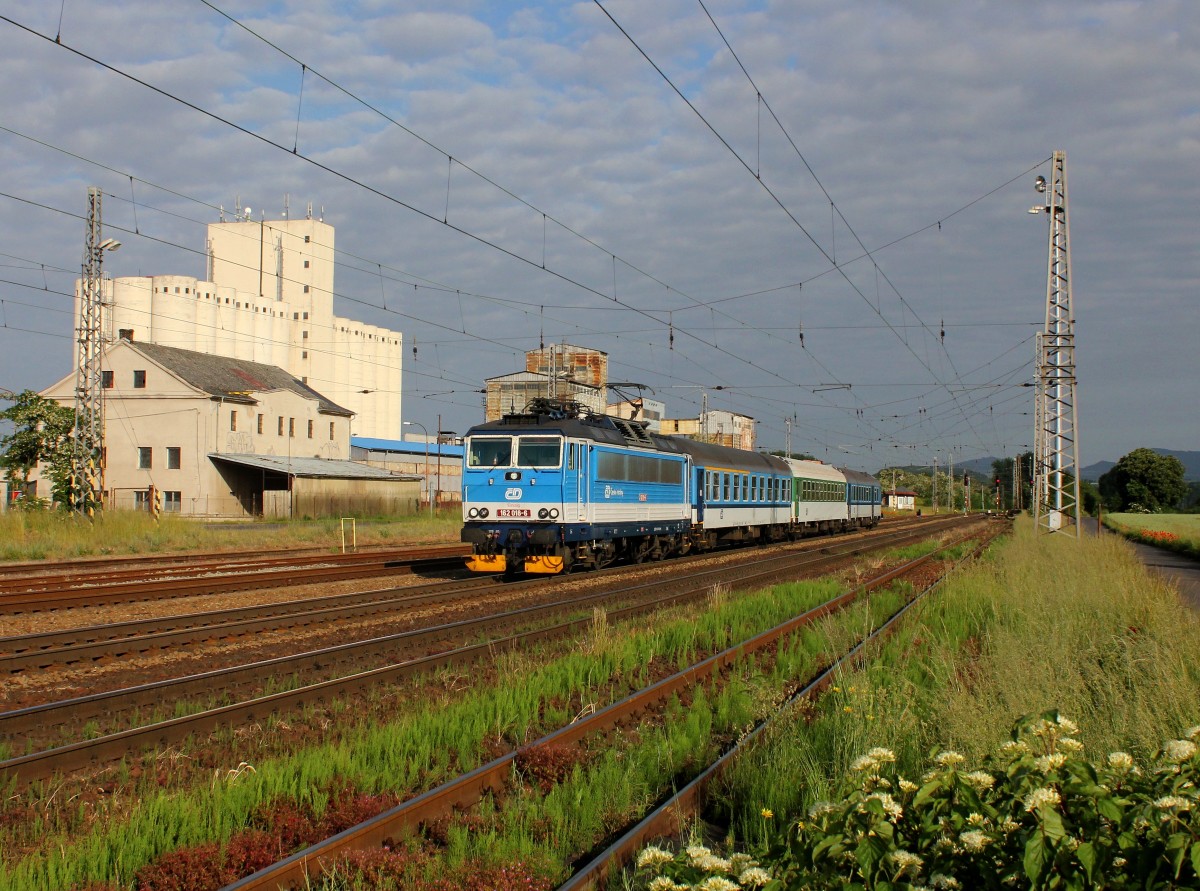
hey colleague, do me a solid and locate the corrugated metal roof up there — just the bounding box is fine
[209,453,414,480]
[129,341,353,416]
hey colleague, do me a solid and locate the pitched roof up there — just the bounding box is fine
[127,341,352,416]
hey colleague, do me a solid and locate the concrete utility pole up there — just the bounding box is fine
[932,457,938,514]
[72,187,120,516]
[1029,151,1082,537]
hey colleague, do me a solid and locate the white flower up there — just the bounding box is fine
[738,866,772,888]
[1184,726,1200,741]
[890,849,924,877]
[637,846,676,870]
[1024,786,1061,812]
[999,740,1029,758]
[1058,738,1084,754]
[648,878,688,891]
[960,830,991,852]
[1055,716,1079,735]
[1108,751,1134,771]
[866,791,903,821]
[1153,795,1191,811]
[966,812,987,826]
[898,778,919,793]
[935,751,965,768]
[964,770,995,791]
[931,874,961,889]
[728,853,756,873]
[1001,819,1021,834]
[695,853,732,873]
[697,878,739,891]
[1113,857,1127,868]
[1035,753,1067,772]
[685,844,713,865]
[868,747,897,763]
[1163,739,1198,762]
[807,801,838,818]
[851,755,876,772]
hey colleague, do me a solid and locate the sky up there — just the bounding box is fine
[0,0,1196,474]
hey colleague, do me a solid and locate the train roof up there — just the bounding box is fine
[464,400,790,474]
[841,467,881,486]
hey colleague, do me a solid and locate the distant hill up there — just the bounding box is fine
[1080,449,1200,482]
[895,450,1199,483]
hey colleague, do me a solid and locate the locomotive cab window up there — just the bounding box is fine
[517,436,562,468]
[467,436,513,468]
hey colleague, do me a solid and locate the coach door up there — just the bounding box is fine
[568,441,588,521]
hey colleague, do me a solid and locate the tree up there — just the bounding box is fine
[0,390,75,504]
[1098,447,1188,512]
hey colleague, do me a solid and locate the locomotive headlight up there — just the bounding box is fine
[549,508,559,519]
[538,508,549,519]
[478,508,489,518]
[468,508,479,519]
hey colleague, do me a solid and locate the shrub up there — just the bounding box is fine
[631,712,1200,890]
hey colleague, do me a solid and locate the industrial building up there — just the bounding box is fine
[75,206,403,440]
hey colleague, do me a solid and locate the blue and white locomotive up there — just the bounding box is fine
[461,399,881,574]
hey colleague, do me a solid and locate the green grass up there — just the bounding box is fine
[1102,511,1200,558]
[0,509,463,563]
[715,517,1200,851]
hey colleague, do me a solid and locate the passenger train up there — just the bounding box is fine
[460,399,882,574]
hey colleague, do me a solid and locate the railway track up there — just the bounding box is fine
[0,515,973,790]
[0,544,470,612]
[0,514,942,674]
[219,519,1006,891]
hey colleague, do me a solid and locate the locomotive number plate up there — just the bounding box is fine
[496,508,532,518]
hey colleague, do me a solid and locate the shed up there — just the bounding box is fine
[209,453,421,518]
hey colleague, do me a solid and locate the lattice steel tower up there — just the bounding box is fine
[1030,151,1081,536]
[72,187,119,515]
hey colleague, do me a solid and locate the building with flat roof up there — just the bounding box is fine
[76,207,403,439]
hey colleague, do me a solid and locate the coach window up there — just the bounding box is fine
[468,437,513,468]
[517,436,561,468]
[722,473,730,501]
[567,444,575,471]
[732,474,741,502]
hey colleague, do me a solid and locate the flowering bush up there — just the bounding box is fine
[631,713,1200,890]
[1138,530,1181,544]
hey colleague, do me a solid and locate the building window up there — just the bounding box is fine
[101,370,113,389]
[138,447,152,469]
[257,414,264,434]
[302,351,308,359]
[134,490,150,511]
[329,421,335,441]
[293,312,299,320]
[118,328,134,340]
[288,418,295,437]
[304,235,310,243]
[302,331,308,339]
[303,285,310,293]
[303,312,309,320]
[307,420,314,438]
[133,370,146,388]
[167,447,181,470]
[278,416,284,436]
[164,491,182,512]
[230,411,237,432]
[303,260,310,268]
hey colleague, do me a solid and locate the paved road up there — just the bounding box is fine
[1091,517,1200,611]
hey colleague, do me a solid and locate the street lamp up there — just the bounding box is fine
[403,420,433,518]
